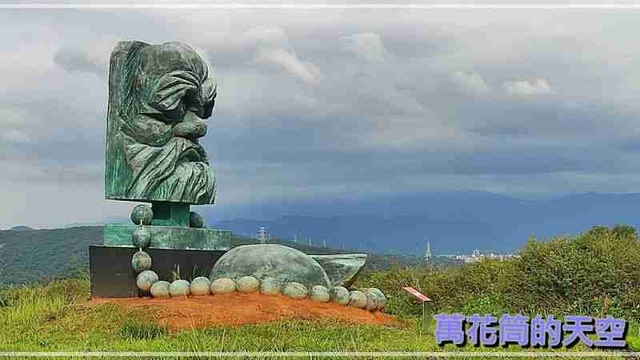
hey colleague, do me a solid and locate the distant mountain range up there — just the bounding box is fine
[205,192,640,254]
[3,191,638,285]
[15,191,638,255]
[9,225,34,231]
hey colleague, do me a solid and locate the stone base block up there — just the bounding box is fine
[103,224,231,250]
[89,245,226,298]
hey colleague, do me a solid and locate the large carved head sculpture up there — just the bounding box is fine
[105,41,217,204]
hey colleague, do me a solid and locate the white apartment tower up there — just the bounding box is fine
[425,240,433,261]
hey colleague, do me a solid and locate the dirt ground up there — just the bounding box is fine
[90,293,400,331]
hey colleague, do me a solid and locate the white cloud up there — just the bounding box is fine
[340,32,388,63]
[254,47,324,85]
[450,70,492,96]
[1,9,640,227]
[504,79,554,97]
[242,26,289,49]
[234,26,326,86]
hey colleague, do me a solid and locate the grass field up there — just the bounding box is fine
[1,278,638,359]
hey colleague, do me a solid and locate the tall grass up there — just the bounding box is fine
[0,283,69,328]
[0,278,631,356]
[0,224,638,357]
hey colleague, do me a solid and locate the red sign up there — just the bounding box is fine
[402,287,432,302]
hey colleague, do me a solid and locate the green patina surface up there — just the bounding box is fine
[104,224,231,250]
[151,202,190,227]
[310,253,368,288]
[103,41,226,251]
[210,244,332,288]
[105,41,217,205]
[99,40,371,281]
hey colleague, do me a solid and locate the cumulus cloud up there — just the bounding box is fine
[254,47,324,85]
[450,70,492,96]
[504,79,554,97]
[340,32,388,63]
[2,9,640,228]
[239,26,324,85]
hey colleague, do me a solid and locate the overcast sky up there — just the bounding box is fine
[2,3,640,227]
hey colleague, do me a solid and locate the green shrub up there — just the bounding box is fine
[357,225,640,322]
[509,225,640,319]
[461,294,511,316]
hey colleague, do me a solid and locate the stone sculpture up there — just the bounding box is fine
[91,41,230,298]
[93,40,387,309]
[209,244,370,290]
[210,244,332,288]
[100,41,231,262]
[106,41,217,204]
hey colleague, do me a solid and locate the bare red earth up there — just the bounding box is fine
[90,293,400,331]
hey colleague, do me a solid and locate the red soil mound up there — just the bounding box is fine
[90,293,400,331]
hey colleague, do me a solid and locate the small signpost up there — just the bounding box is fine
[403,287,432,330]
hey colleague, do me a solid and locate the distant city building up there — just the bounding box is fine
[447,249,519,263]
[258,227,267,244]
[424,241,433,261]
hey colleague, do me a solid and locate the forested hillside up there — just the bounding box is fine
[0,227,426,286]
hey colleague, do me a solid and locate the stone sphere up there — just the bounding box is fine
[330,286,350,305]
[132,226,152,248]
[130,205,153,226]
[348,290,367,309]
[365,293,378,311]
[211,278,236,294]
[189,211,205,228]
[169,279,191,297]
[283,282,308,300]
[150,280,171,298]
[190,277,211,296]
[367,288,387,310]
[136,270,158,292]
[236,276,260,293]
[259,277,281,296]
[131,250,152,272]
[310,285,330,303]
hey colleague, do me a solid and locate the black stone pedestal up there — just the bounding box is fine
[89,245,226,298]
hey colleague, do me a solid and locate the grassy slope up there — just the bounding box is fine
[1,279,636,359]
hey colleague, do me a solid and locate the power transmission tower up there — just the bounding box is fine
[258,227,267,244]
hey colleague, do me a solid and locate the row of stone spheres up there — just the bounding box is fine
[136,272,387,312]
[130,204,387,312]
